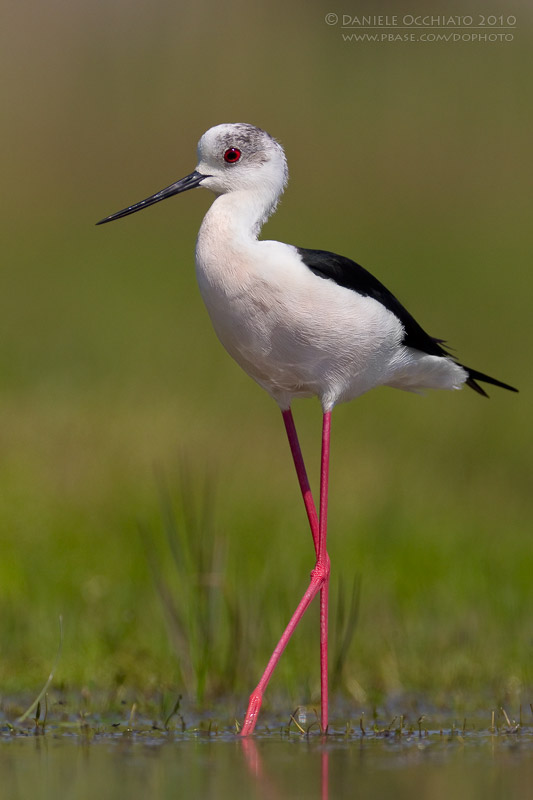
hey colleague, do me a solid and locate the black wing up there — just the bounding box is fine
[297,247,518,396]
[297,247,447,356]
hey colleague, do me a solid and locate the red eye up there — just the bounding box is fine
[224,147,241,163]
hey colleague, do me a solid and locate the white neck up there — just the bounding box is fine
[201,187,278,244]
[195,189,280,298]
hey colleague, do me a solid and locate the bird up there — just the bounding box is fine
[97,122,517,735]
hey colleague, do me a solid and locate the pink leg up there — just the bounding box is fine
[319,411,331,733]
[240,409,332,736]
[282,409,319,555]
[285,406,330,729]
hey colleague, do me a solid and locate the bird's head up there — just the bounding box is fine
[195,123,288,199]
[97,123,288,225]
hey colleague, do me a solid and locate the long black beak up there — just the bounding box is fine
[96,170,208,225]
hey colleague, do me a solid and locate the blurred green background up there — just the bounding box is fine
[1,0,531,714]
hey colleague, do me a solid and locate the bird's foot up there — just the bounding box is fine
[241,690,263,736]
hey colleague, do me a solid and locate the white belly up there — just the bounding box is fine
[195,235,405,410]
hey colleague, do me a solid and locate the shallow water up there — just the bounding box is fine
[1,713,531,800]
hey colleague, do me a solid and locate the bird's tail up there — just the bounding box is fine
[463,365,518,397]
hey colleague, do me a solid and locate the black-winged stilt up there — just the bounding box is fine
[97,123,517,735]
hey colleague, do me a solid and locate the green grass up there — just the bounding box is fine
[1,1,531,719]
[0,354,529,709]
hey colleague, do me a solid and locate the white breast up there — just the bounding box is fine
[195,197,406,410]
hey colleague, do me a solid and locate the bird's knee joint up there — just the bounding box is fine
[311,559,330,584]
